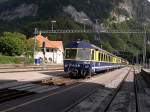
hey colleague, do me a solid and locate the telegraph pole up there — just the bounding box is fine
[143,25,147,68]
[33,28,38,59]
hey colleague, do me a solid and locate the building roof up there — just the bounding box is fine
[36,35,63,50]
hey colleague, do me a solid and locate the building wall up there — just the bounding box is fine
[34,49,63,64]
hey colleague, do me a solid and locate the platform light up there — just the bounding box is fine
[82,19,89,31]
[51,20,56,31]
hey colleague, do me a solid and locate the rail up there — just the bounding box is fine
[100,67,132,112]
[63,67,132,112]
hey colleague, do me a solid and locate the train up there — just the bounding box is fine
[64,41,129,77]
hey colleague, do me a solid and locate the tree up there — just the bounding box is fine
[25,38,40,57]
[0,32,26,56]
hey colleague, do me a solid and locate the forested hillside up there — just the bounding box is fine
[0,0,149,63]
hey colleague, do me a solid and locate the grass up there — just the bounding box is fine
[0,55,21,64]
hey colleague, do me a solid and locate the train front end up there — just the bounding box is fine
[64,41,92,77]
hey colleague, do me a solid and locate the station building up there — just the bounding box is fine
[34,34,64,64]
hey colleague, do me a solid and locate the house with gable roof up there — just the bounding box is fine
[34,34,64,64]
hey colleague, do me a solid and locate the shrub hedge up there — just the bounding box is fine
[0,55,21,64]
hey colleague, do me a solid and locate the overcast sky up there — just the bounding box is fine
[148,0,150,2]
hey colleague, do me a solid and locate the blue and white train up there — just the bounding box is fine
[64,41,129,77]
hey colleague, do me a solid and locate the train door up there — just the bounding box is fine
[91,49,95,72]
[95,51,99,61]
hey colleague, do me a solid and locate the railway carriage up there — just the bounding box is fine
[64,41,129,77]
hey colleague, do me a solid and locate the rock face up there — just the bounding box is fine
[0,0,149,23]
[0,3,38,20]
[63,5,93,25]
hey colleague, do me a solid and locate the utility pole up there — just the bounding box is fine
[136,52,139,65]
[143,25,147,67]
[33,28,38,60]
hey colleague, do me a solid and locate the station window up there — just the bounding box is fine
[46,49,50,52]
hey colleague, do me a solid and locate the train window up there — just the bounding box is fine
[107,55,109,62]
[101,53,103,61]
[77,49,91,60]
[99,52,101,61]
[103,54,104,61]
[105,54,107,61]
[65,49,77,59]
[103,53,105,61]
[104,54,106,61]
[92,50,95,60]
[65,49,92,60]
[110,56,112,62]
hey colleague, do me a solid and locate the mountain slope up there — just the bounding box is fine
[0,0,149,62]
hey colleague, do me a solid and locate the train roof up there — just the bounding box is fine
[66,41,93,49]
[66,41,123,59]
[66,41,112,54]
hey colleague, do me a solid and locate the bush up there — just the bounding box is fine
[0,55,21,64]
[0,32,26,56]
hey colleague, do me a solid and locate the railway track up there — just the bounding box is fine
[0,89,35,103]
[99,68,131,112]
[63,67,132,112]
[0,67,132,112]
[0,67,63,73]
[0,75,77,104]
[134,68,150,112]
[71,66,150,112]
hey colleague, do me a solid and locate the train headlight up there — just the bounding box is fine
[64,64,68,67]
[84,65,90,68]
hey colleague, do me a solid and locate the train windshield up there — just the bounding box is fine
[65,49,91,60]
[65,49,77,59]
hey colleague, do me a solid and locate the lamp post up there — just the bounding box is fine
[95,19,99,32]
[51,20,56,31]
[95,19,101,41]
[82,19,88,32]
